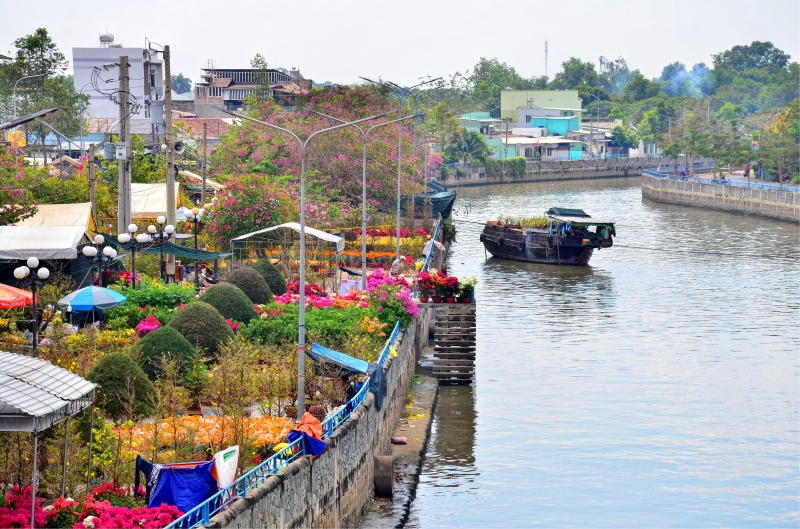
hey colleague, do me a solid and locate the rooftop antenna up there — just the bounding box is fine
[544,40,548,78]
[99,31,114,48]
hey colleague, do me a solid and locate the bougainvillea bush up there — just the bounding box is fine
[0,485,47,528]
[74,503,182,529]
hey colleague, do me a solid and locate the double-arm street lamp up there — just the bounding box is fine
[360,77,442,259]
[13,257,50,352]
[117,224,153,289]
[188,207,205,289]
[151,216,175,282]
[302,107,423,289]
[82,234,118,286]
[13,74,46,121]
[211,105,388,421]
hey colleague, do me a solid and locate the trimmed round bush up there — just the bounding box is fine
[250,259,287,296]
[136,326,197,380]
[200,282,259,324]
[226,267,273,304]
[87,353,157,420]
[167,301,234,356]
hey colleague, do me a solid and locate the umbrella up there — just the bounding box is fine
[57,286,127,311]
[0,282,35,309]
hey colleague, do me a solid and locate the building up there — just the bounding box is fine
[500,90,584,121]
[193,67,312,117]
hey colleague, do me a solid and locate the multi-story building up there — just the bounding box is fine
[193,67,312,117]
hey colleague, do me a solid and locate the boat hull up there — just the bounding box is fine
[481,225,604,266]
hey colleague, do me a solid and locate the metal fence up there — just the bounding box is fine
[411,216,443,298]
[166,320,402,529]
[690,177,800,193]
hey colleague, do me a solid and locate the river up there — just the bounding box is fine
[407,177,799,528]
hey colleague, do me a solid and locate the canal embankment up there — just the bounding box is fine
[641,173,800,222]
[208,305,433,529]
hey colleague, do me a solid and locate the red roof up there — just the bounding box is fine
[173,118,230,139]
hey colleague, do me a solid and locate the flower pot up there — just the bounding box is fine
[445,297,456,303]
[431,296,442,303]
[461,297,473,303]
[419,297,429,303]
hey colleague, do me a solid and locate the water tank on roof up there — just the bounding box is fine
[99,33,114,47]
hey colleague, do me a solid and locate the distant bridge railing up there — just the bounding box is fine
[644,169,799,193]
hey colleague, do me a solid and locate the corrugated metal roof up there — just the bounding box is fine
[0,351,96,432]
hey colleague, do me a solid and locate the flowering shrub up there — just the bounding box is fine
[135,314,161,337]
[226,318,240,332]
[86,482,146,508]
[43,496,80,528]
[74,504,182,529]
[0,485,47,528]
[365,269,418,327]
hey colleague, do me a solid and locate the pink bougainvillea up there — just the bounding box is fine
[74,503,182,529]
[135,314,161,337]
[0,485,47,529]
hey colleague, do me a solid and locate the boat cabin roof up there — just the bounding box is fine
[548,215,615,226]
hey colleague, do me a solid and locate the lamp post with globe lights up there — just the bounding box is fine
[117,223,152,289]
[82,234,119,286]
[188,207,205,289]
[153,216,175,282]
[13,257,50,352]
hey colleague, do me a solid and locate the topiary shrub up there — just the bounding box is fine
[200,283,259,323]
[250,259,287,296]
[136,326,197,380]
[86,353,157,420]
[226,267,273,304]
[167,301,234,356]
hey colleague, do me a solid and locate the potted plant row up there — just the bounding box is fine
[417,271,476,303]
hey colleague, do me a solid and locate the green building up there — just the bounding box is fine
[500,90,584,121]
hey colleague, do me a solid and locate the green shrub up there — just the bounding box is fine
[226,267,273,304]
[167,301,234,355]
[249,259,287,296]
[136,326,197,380]
[111,277,197,308]
[86,353,157,420]
[105,304,175,331]
[200,283,259,323]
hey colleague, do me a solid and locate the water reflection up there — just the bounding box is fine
[409,178,799,528]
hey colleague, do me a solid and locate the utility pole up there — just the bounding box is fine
[544,40,548,79]
[88,144,96,226]
[117,56,132,233]
[201,122,208,205]
[164,46,176,281]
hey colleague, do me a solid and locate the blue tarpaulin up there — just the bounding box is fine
[309,343,370,374]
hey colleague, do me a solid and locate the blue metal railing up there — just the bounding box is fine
[412,216,443,298]
[690,177,799,193]
[166,320,403,529]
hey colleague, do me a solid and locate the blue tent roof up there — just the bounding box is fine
[309,343,370,374]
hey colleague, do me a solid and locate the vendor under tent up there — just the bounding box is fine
[0,282,35,309]
[0,351,97,528]
[0,225,90,260]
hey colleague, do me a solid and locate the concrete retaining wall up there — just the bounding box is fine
[641,174,800,222]
[433,157,713,187]
[211,306,433,529]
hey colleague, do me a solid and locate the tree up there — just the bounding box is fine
[0,146,39,224]
[659,61,688,96]
[607,106,626,123]
[713,41,790,74]
[622,73,662,102]
[427,101,459,153]
[250,53,271,100]
[170,73,192,94]
[609,125,639,150]
[468,57,537,117]
[598,56,630,94]
[86,353,157,421]
[445,129,493,166]
[550,57,601,90]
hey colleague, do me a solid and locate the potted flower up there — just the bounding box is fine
[416,272,433,303]
[459,276,478,303]
[442,273,459,303]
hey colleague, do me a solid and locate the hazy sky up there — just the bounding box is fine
[1,0,798,87]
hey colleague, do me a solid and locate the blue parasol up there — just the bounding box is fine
[57,286,127,311]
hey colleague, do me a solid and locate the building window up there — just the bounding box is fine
[524,147,534,158]
[525,115,531,123]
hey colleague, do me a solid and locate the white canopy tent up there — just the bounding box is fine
[131,183,182,220]
[0,225,90,260]
[0,351,97,526]
[14,202,97,236]
[231,222,345,253]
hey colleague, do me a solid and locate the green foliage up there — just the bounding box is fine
[445,129,493,166]
[609,125,639,149]
[136,326,197,380]
[168,301,234,355]
[713,41,790,74]
[111,278,197,309]
[549,57,602,90]
[105,304,175,331]
[250,259,288,295]
[0,146,40,224]
[200,282,259,323]
[469,57,541,117]
[250,53,271,100]
[441,219,457,244]
[622,73,662,102]
[86,353,157,420]
[226,267,273,304]
[485,157,527,179]
[171,73,193,94]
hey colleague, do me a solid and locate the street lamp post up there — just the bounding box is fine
[12,74,46,121]
[211,105,385,421]
[361,77,442,259]
[303,108,422,289]
[82,234,118,286]
[188,207,204,289]
[589,92,603,158]
[152,216,175,282]
[13,257,50,352]
[117,224,151,289]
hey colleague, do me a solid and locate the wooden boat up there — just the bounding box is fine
[480,208,615,266]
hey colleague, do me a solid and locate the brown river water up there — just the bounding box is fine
[406,177,799,528]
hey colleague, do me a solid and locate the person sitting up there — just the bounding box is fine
[390,256,407,277]
[340,375,358,401]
